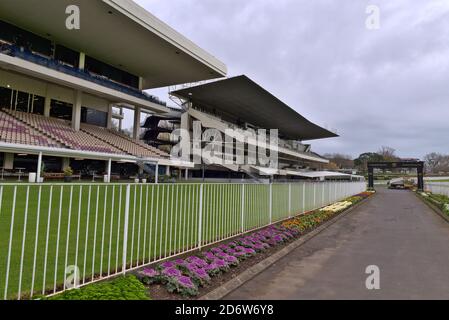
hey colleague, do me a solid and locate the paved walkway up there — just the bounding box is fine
[225,188,449,300]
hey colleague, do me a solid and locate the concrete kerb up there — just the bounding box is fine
[199,192,376,301]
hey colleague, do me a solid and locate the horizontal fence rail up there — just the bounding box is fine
[426,182,449,197]
[0,181,366,299]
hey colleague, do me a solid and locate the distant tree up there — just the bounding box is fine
[323,153,354,169]
[354,152,384,172]
[424,152,449,174]
[378,146,398,162]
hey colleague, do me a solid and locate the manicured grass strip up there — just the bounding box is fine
[46,275,149,300]
[0,182,364,299]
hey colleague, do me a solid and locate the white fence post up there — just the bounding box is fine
[269,184,273,224]
[198,184,204,249]
[288,184,292,218]
[122,184,131,274]
[241,184,245,233]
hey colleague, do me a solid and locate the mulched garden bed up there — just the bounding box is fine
[147,233,300,300]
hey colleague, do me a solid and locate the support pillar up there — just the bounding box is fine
[72,90,82,131]
[36,152,43,182]
[44,97,51,117]
[185,168,189,181]
[180,111,191,162]
[107,103,114,129]
[155,163,159,184]
[3,153,14,170]
[106,158,112,183]
[166,165,170,177]
[368,166,374,190]
[417,166,424,192]
[79,52,86,70]
[133,107,141,140]
[62,157,70,171]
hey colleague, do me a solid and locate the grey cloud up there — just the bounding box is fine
[136,0,449,159]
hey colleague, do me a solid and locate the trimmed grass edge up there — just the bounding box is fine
[415,192,449,224]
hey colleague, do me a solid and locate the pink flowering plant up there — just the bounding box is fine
[136,225,301,297]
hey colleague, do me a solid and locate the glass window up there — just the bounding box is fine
[50,99,73,120]
[16,91,30,112]
[0,19,51,56]
[55,45,79,68]
[85,56,139,89]
[0,86,12,109]
[32,95,45,115]
[81,107,107,127]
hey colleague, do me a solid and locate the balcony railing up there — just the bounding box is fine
[0,43,167,107]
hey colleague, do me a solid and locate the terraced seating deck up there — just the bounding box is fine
[0,109,169,159]
[5,110,123,154]
[0,109,63,148]
[81,123,169,158]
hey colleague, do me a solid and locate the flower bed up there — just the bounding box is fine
[135,191,374,299]
[419,192,449,215]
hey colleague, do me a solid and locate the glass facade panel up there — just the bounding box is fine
[16,91,30,112]
[50,99,73,121]
[0,86,13,108]
[32,95,45,115]
[81,107,107,127]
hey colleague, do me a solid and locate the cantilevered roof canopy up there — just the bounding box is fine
[171,76,338,141]
[0,0,227,89]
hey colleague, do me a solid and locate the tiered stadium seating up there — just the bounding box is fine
[5,110,123,154]
[81,123,169,158]
[0,109,63,148]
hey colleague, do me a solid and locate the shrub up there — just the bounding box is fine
[47,275,149,300]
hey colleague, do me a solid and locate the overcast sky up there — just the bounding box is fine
[134,0,449,160]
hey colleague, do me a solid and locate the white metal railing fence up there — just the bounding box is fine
[0,181,366,299]
[426,182,449,197]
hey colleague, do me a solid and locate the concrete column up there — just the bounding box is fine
[155,163,159,184]
[119,108,123,131]
[72,90,82,131]
[36,152,43,182]
[62,157,70,171]
[133,107,141,140]
[180,111,191,162]
[79,52,86,70]
[3,153,14,170]
[44,96,51,117]
[138,77,144,91]
[107,103,114,129]
[166,165,171,177]
[107,159,112,183]
[185,168,189,180]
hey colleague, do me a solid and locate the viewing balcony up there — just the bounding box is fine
[0,43,167,107]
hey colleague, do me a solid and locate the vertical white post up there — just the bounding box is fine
[302,183,306,213]
[288,184,292,218]
[36,152,43,182]
[198,184,204,249]
[269,184,273,224]
[122,184,131,274]
[185,169,189,181]
[107,158,112,183]
[155,163,159,184]
[241,184,245,233]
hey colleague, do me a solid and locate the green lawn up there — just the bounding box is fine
[0,182,345,299]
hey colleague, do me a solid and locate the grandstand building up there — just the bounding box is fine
[0,0,226,181]
[169,76,343,181]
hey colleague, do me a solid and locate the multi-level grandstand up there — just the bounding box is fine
[167,76,359,181]
[0,0,354,183]
[0,0,226,181]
